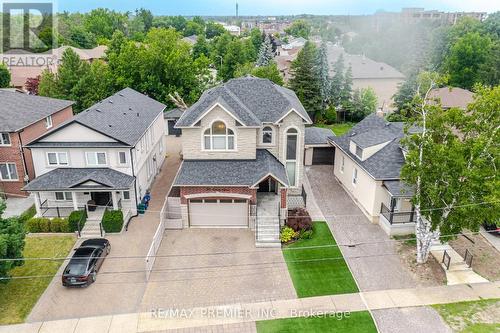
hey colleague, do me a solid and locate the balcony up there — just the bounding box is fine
[380,203,416,225]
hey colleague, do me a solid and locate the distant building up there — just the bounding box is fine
[326,45,405,111]
[374,8,487,25]
[427,87,474,110]
[221,24,241,36]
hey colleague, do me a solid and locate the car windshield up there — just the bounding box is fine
[65,259,87,275]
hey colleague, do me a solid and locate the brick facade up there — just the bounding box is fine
[0,106,73,197]
[179,186,257,205]
[280,188,287,208]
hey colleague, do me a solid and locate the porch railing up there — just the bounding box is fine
[380,203,416,225]
[40,200,86,218]
[301,184,307,207]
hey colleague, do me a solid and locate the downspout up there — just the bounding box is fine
[126,148,139,231]
[17,131,29,184]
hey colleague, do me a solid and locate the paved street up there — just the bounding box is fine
[140,228,296,311]
[27,138,182,322]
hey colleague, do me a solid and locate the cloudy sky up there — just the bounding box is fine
[58,0,499,15]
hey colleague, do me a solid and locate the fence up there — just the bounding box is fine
[380,203,416,224]
[145,197,168,280]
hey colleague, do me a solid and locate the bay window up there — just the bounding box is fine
[286,128,298,187]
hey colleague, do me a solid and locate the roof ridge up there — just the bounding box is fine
[222,85,261,124]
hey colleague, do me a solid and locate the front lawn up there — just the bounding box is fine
[316,122,355,136]
[432,299,500,333]
[256,310,377,333]
[282,222,358,297]
[0,235,75,324]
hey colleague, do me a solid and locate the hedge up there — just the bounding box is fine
[68,210,87,232]
[102,210,123,233]
[19,205,36,223]
[26,217,70,233]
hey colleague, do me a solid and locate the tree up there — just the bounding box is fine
[0,199,26,282]
[235,62,284,86]
[71,60,115,111]
[341,66,353,109]
[330,54,345,107]
[289,41,322,118]
[184,20,204,37]
[0,64,11,88]
[56,48,88,100]
[285,19,311,39]
[25,76,40,95]
[401,74,500,263]
[38,70,60,98]
[444,32,493,89]
[256,34,274,67]
[316,43,330,108]
[205,21,225,39]
[350,87,377,121]
[68,26,97,49]
[192,34,210,59]
[84,8,126,41]
[250,28,264,53]
[219,39,253,81]
[136,8,153,32]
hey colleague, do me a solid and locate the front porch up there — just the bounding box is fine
[379,180,416,236]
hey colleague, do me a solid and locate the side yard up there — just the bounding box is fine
[0,235,76,325]
[315,122,355,136]
[282,222,358,297]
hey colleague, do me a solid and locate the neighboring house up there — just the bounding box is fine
[182,35,198,45]
[164,108,183,136]
[4,45,108,89]
[327,45,405,111]
[281,37,307,51]
[427,87,474,110]
[23,88,166,230]
[168,76,312,246]
[329,114,418,235]
[0,90,74,197]
[221,24,241,36]
[304,127,336,166]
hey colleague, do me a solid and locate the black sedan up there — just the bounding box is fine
[62,238,111,287]
[483,222,500,236]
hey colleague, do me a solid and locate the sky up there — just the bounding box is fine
[56,0,500,16]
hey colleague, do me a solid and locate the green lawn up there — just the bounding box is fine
[256,310,377,333]
[282,222,358,297]
[316,122,356,136]
[432,299,500,333]
[0,235,75,325]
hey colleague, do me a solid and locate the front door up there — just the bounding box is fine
[257,178,277,193]
[91,192,111,206]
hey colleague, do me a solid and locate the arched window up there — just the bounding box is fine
[203,121,235,150]
[286,128,298,186]
[262,126,273,144]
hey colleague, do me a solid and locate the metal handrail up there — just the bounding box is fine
[464,249,473,268]
[380,203,416,224]
[442,250,451,270]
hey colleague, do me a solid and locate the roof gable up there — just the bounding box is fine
[38,122,118,143]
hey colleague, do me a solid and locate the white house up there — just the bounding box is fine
[24,88,166,230]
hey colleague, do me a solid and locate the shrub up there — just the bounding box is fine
[26,217,70,233]
[324,105,337,124]
[286,208,313,232]
[26,217,42,233]
[38,218,50,232]
[68,210,87,232]
[102,210,123,233]
[299,229,313,240]
[50,218,69,232]
[19,205,36,223]
[280,226,298,243]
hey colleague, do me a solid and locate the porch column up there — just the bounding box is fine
[34,192,42,217]
[72,191,78,211]
[112,191,118,210]
[389,197,395,224]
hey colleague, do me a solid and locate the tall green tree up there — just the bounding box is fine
[0,200,26,282]
[56,48,88,100]
[192,34,211,59]
[316,43,330,108]
[38,70,60,98]
[401,75,500,263]
[71,60,115,111]
[0,64,11,88]
[84,8,127,41]
[330,54,344,107]
[289,41,322,118]
[235,62,284,86]
[256,34,274,67]
[205,21,225,39]
[285,19,311,39]
[350,87,377,121]
[341,66,353,109]
[219,39,253,81]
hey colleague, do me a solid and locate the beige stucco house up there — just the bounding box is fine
[167,76,312,247]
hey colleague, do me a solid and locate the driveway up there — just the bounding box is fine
[27,137,182,322]
[140,228,296,311]
[306,165,416,291]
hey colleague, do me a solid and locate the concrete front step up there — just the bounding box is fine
[255,241,281,248]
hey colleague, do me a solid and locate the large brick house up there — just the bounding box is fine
[0,90,74,197]
[166,76,312,247]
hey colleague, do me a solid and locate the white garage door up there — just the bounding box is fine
[189,198,248,227]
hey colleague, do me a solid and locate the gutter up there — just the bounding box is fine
[126,148,139,231]
[16,130,29,183]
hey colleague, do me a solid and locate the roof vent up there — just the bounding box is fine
[95,109,101,112]
[108,124,112,127]
[109,100,113,104]
[137,112,139,117]
[118,93,124,97]
[129,107,133,111]
[350,131,356,137]
[123,112,127,115]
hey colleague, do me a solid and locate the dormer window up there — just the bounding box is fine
[203,121,235,150]
[262,126,273,144]
[355,145,363,159]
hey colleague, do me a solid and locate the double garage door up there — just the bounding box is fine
[189,198,248,227]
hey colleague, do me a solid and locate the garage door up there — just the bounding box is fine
[167,120,182,136]
[189,199,248,227]
[312,147,335,165]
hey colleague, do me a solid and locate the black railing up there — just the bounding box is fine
[40,200,85,218]
[301,184,307,207]
[76,207,87,238]
[442,250,451,270]
[464,249,473,268]
[380,203,416,225]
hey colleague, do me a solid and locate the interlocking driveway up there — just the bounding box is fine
[140,229,296,311]
[306,165,416,291]
[27,138,182,322]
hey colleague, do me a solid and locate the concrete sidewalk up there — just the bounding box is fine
[3,282,499,333]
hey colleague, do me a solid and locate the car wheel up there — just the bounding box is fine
[106,244,111,255]
[90,271,97,284]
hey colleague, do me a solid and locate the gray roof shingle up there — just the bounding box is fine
[305,127,335,145]
[329,114,407,180]
[23,168,135,191]
[174,149,289,187]
[29,88,166,146]
[27,142,129,148]
[164,108,183,119]
[383,180,415,197]
[0,90,74,132]
[176,76,311,127]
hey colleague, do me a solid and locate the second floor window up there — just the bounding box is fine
[45,115,53,129]
[118,151,127,165]
[203,121,235,150]
[355,145,363,159]
[0,133,10,146]
[47,152,69,166]
[86,152,107,166]
[262,126,273,144]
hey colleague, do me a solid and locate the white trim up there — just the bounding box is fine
[85,151,107,166]
[274,108,312,124]
[0,132,11,146]
[0,162,18,181]
[201,119,237,151]
[46,151,69,167]
[260,126,275,146]
[118,151,128,166]
[45,115,53,129]
[283,125,300,188]
[250,172,289,188]
[190,102,246,128]
[184,192,252,200]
